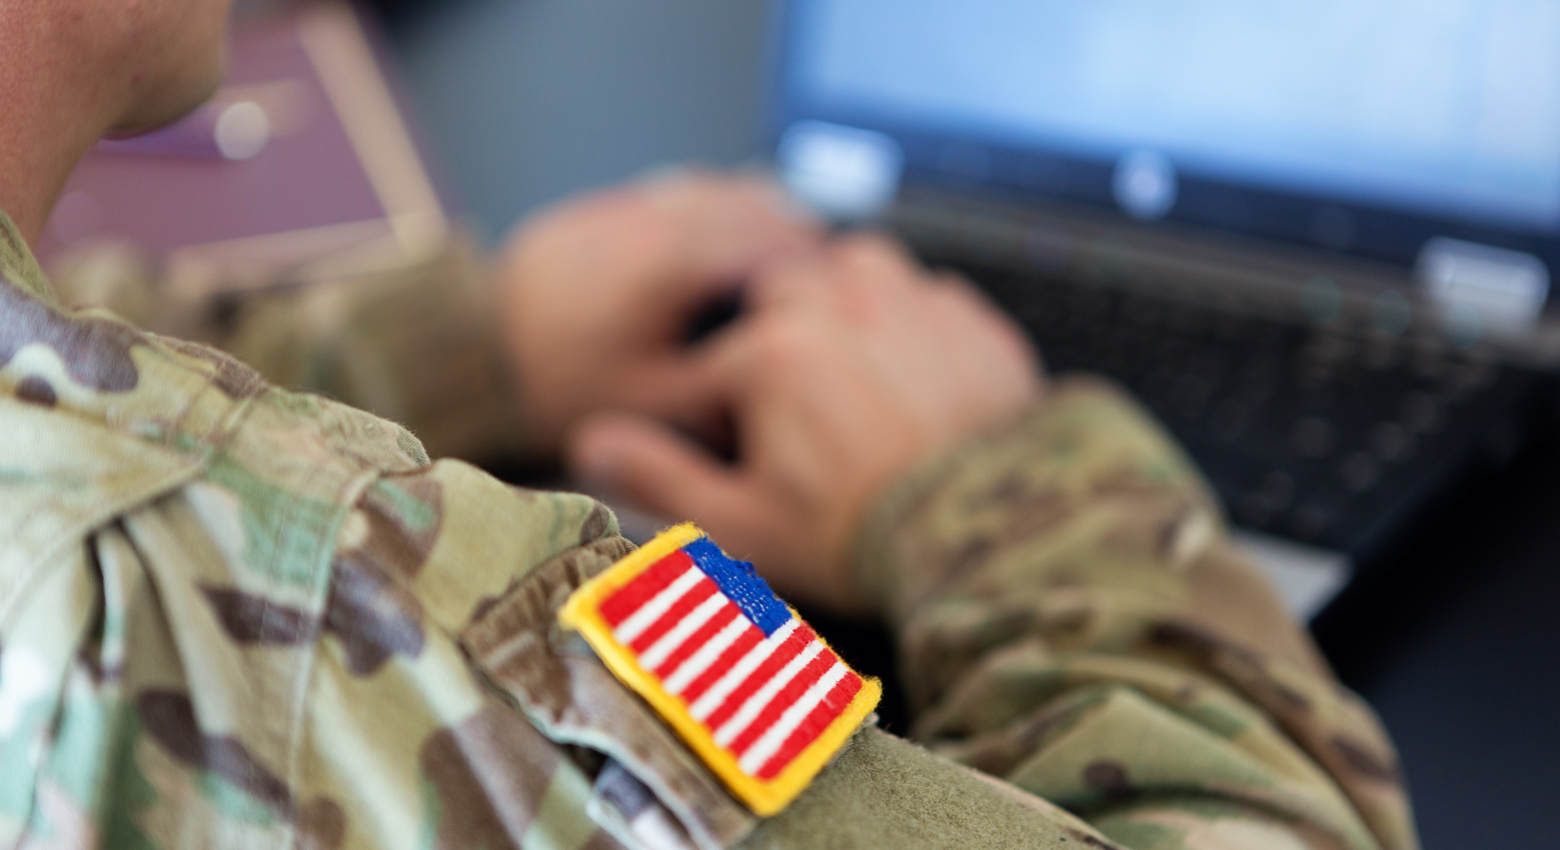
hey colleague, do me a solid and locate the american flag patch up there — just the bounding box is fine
[560,523,881,815]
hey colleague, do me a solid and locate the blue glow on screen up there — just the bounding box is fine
[789,0,1560,231]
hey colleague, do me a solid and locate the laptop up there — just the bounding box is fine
[767,0,1560,622]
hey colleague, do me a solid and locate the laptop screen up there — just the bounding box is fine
[772,0,1560,300]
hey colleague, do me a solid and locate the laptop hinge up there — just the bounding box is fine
[882,188,1560,368]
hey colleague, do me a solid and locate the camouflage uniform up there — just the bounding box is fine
[43,234,530,464]
[2,214,1418,849]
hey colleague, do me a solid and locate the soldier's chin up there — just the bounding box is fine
[103,56,228,141]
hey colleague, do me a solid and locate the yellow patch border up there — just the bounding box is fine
[560,523,881,816]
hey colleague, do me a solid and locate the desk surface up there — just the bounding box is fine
[379,2,1559,845]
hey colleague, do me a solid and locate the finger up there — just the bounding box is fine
[569,412,750,525]
[620,182,823,347]
[919,277,1046,396]
[694,308,811,399]
[744,250,837,314]
[772,232,923,326]
[622,355,739,448]
[644,173,824,288]
[830,231,923,293]
[927,272,1040,360]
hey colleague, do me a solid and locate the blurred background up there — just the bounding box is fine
[41,1,1560,846]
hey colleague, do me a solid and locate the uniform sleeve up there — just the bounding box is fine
[292,460,629,850]
[850,377,1420,850]
[46,234,533,464]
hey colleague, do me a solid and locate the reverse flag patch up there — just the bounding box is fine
[560,523,881,816]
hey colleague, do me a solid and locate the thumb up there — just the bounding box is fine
[569,412,747,527]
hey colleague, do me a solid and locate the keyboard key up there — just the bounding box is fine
[1411,342,1451,380]
[1369,422,1413,462]
[1211,399,1251,441]
[1236,492,1273,527]
[1339,453,1380,493]
[1259,471,1297,511]
[1292,416,1336,459]
[1290,504,1334,540]
[1402,392,1444,434]
[1362,338,1402,371]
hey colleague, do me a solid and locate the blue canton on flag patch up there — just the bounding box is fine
[560,523,881,815]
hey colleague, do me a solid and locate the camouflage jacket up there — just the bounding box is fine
[44,233,529,465]
[2,214,1417,850]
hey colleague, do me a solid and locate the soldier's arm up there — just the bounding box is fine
[572,234,1420,850]
[48,232,531,462]
[850,380,1419,850]
[46,174,818,464]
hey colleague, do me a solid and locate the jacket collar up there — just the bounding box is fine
[0,212,60,308]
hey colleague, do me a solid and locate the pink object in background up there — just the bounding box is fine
[38,2,449,278]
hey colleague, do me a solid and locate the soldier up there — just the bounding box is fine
[0,1,1418,849]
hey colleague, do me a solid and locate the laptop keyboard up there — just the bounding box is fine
[949,260,1540,555]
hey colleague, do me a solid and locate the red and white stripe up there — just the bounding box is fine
[598,551,865,780]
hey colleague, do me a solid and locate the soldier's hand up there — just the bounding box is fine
[499,171,822,455]
[569,234,1044,613]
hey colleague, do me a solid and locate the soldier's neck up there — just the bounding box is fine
[0,44,125,247]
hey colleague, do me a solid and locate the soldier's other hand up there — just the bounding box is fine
[499,171,823,456]
[569,234,1044,613]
